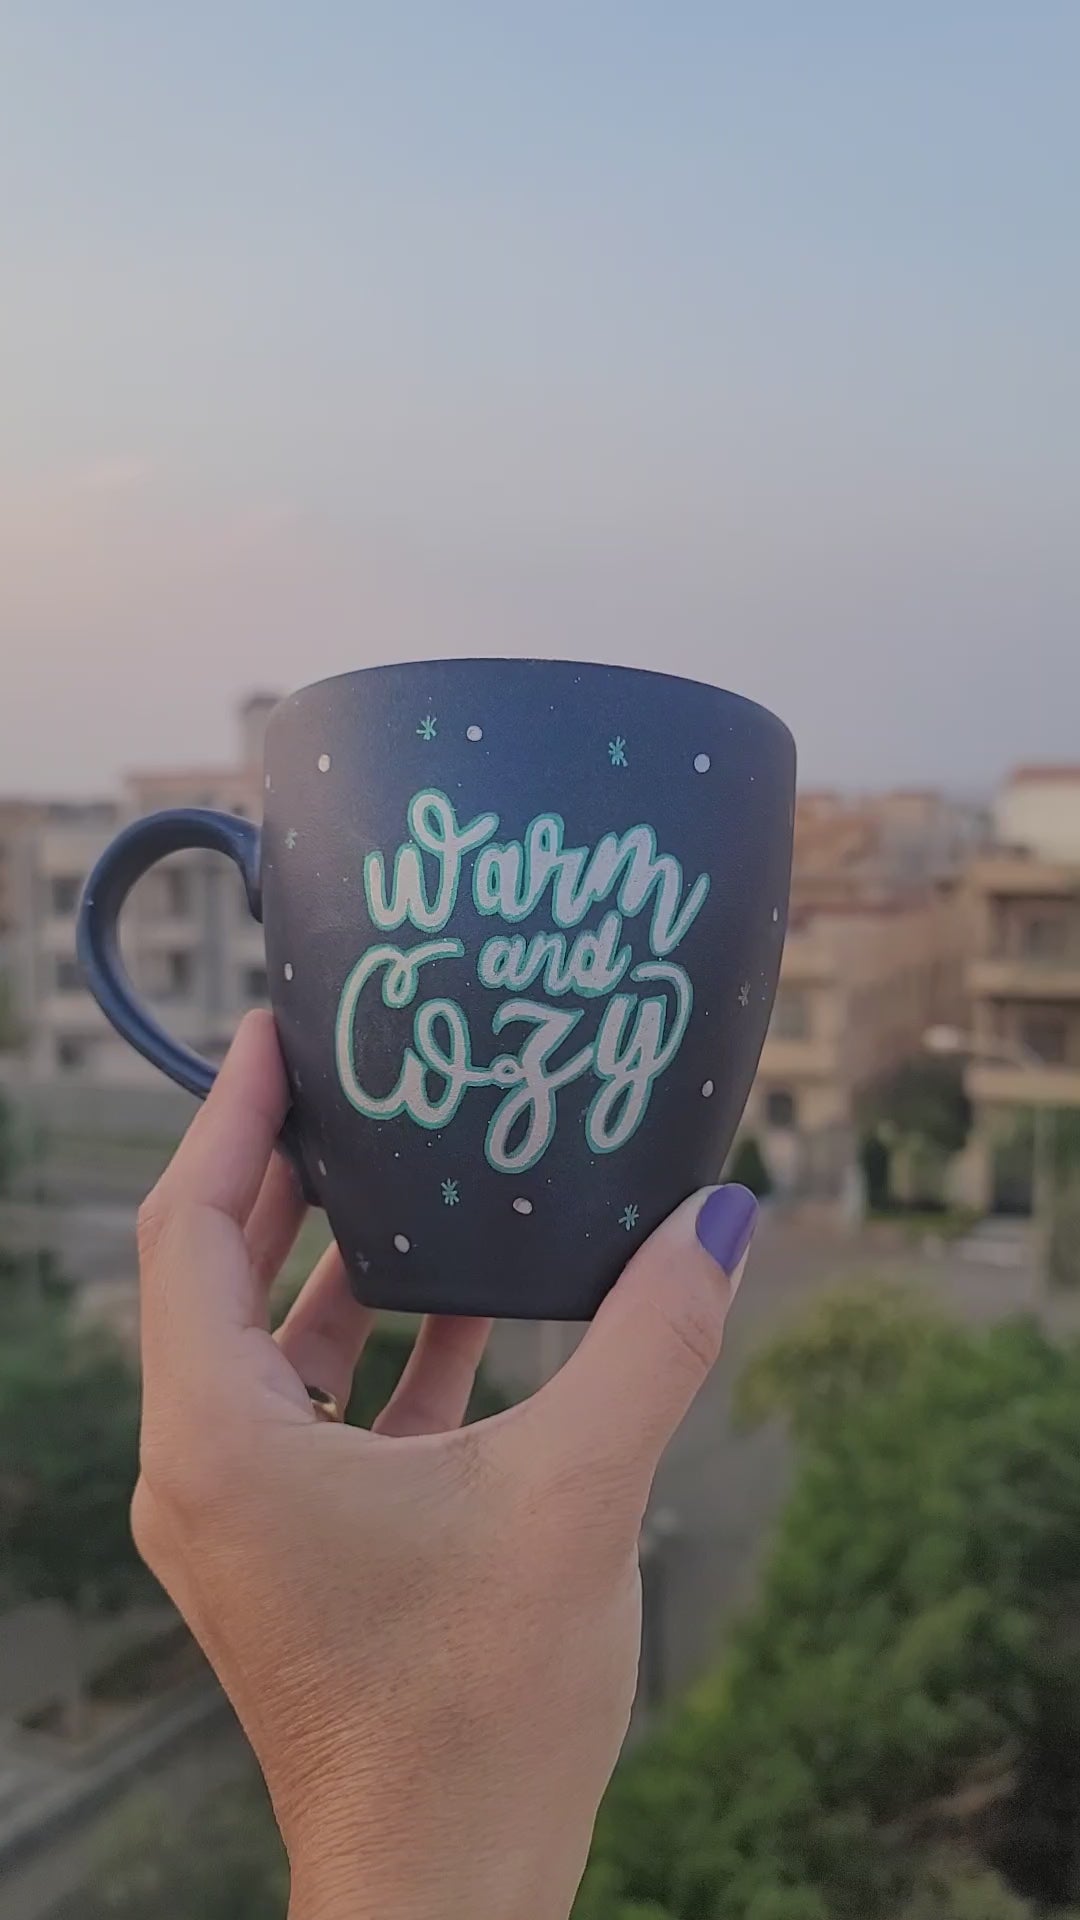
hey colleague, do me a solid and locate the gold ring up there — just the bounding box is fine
[306,1385,343,1424]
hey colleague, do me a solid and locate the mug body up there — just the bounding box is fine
[262,659,795,1318]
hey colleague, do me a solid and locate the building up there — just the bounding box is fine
[0,695,280,1083]
[960,767,1080,1211]
[791,788,989,910]
[745,886,966,1197]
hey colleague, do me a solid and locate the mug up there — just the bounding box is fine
[78,659,795,1319]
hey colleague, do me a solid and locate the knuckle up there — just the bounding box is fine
[138,1422,230,1530]
[129,1476,164,1567]
[136,1186,172,1266]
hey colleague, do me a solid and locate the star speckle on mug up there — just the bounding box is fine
[285,828,298,850]
[608,736,628,768]
[738,981,751,1008]
[441,1179,460,1207]
[619,1204,640,1232]
[417,713,438,741]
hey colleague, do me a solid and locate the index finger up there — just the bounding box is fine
[137,1012,291,1374]
[153,1009,289,1222]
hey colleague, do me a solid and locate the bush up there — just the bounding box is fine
[728,1134,774,1200]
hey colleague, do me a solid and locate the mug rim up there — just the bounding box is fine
[270,656,794,751]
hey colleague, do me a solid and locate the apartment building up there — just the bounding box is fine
[0,694,279,1083]
[745,887,966,1196]
[793,788,989,908]
[960,768,1080,1210]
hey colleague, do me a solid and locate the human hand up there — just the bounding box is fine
[131,1012,757,1920]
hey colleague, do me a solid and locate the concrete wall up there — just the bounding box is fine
[996,779,1080,862]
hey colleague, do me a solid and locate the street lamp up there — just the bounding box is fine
[923,1024,1057,1283]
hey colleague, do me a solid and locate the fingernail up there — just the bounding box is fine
[695,1185,758,1285]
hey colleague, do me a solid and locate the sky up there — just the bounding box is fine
[1,2,1077,796]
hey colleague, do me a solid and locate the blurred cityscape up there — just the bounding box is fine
[4,692,1079,1231]
[4,694,1080,1917]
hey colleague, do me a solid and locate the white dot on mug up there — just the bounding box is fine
[317,752,331,773]
[317,1158,327,1177]
[701,1079,715,1097]
[694,753,711,773]
[512,1197,533,1216]
[284,962,294,981]
[264,773,271,790]
[393,1233,411,1254]
[466,724,483,742]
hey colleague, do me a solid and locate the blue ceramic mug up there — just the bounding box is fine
[78,660,795,1318]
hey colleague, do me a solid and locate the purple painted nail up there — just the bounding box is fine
[695,1185,758,1276]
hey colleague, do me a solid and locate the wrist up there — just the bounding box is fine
[287,1819,577,1920]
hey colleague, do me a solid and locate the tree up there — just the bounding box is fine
[0,1259,150,1614]
[728,1134,774,1200]
[859,1130,892,1211]
[0,1084,18,1195]
[577,1285,1080,1918]
[83,1771,286,1920]
[864,1057,972,1160]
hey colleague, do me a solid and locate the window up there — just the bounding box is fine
[244,965,269,1002]
[162,869,192,917]
[50,876,81,916]
[1023,915,1068,960]
[1020,1015,1069,1064]
[772,987,809,1040]
[765,1088,798,1130]
[55,958,83,993]
[165,950,194,997]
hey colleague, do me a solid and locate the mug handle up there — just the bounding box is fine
[77,808,262,1100]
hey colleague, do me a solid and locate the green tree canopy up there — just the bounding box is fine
[578,1284,1080,1918]
[863,1057,972,1159]
[0,1259,150,1614]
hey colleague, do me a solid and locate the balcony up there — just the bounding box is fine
[758,1033,840,1081]
[968,954,1080,1000]
[966,1059,1080,1110]
[969,854,1080,897]
[778,931,836,986]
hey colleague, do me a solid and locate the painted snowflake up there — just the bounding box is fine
[619,1203,640,1232]
[417,713,438,741]
[284,828,298,850]
[608,736,628,768]
[441,1179,460,1207]
[738,981,751,1008]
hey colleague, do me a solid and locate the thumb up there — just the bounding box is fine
[529,1185,758,1504]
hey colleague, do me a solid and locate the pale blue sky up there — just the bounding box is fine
[2,2,1077,793]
